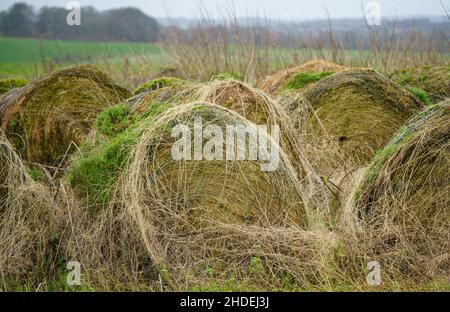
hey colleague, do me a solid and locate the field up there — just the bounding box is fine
[0,20,449,292]
[0,37,167,82]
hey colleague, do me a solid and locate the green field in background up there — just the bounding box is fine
[0,37,166,79]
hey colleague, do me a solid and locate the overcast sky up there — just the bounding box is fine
[0,0,448,19]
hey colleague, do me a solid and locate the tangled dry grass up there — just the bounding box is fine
[0,62,448,292]
[0,131,66,289]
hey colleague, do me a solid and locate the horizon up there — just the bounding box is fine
[0,0,448,21]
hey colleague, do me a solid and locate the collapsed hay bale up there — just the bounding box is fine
[301,69,424,165]
[0,78,27,95]
[0,65,131,166]
[68,102,312,280]
[0,131,65,288]
[259,60,348,94]
[388,66,450,103]
[0,131,27,212]
[353,101,449,278]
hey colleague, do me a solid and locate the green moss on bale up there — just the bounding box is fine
[388,66,450,103]
[0,65,131,166]
[407,86,431,106]
[95,104,136,137]
[131,82,195,115]
[302,69,424,165]
[68,131,137,207]
[282,71,334,90]
[259,60,348,95]
[133,77,188,95]
[67,101,171,207]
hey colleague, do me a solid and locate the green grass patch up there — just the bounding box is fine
[0,37,165,79]
[283,71,334,90]
[407,86,431,106]
[68,101,173,208]
[27,166,43,182]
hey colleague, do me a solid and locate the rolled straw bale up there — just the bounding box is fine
[259,60,347,94]
[0,65,131,166]
[301,69,424,165]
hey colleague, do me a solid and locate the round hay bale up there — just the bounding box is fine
[355,101,449,222]
[0,65,131,166]
[194,79,325,184]
[132,79,325,191]
[302,69,424,165]
[259,60,348,94]
[196,79,283,125]
[0,78,27,95]
[68,102,310,272]
[352,101,449,277]
[388,66,450,103]
[133,77,189,96]
[130,81,196,115]
[116,102,309,270]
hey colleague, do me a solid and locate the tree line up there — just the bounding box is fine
[0,2,160,42]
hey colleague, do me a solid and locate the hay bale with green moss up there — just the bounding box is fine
[0,78,27,95]
[0,65,131,166]
[388,66,450,103]
[352,101,449,278]
[117,79,328,210]
[130,80,195,115]
[133,77,189,96]
[301,69,424,165]
[67,102,310,278]
[259,60,348,94]
[355,101,449,221]
[194,79,329,191]
[131,78,329,198]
